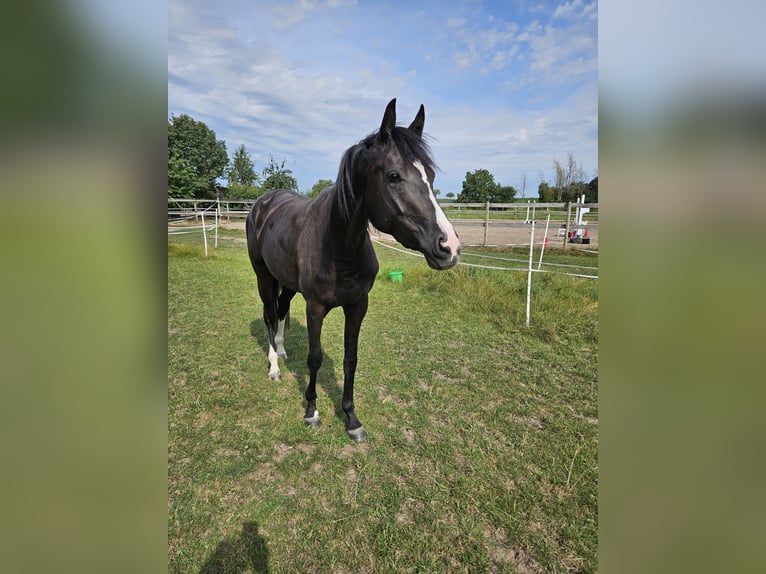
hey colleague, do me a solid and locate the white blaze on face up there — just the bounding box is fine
[412,160,461,258]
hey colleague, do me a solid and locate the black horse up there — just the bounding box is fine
[246,98,460,442]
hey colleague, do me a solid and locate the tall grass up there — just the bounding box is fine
[168,237,597,573]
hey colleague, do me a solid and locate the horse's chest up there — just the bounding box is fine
[310,265,376,308]
[337,270,375,296]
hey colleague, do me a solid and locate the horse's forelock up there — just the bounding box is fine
[391,127,437,178]
[334,126,437,221]
[369,127,436,170]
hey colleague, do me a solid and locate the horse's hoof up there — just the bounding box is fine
[347,426,368,443]
[269,371,281,381]
[277,352,288,359]
[303,410,321,429]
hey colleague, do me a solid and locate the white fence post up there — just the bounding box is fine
[526,218,536,327]
[483,201,490,246]
[538,214,551,270]
[214,201,219,249]
[201,211,208,257]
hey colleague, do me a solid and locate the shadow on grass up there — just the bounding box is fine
[249,316,345,425]
[199,521,269,574]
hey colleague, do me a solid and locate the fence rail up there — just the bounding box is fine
[167,198,598,219]
[168,198,598,248]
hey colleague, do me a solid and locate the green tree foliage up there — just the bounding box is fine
[457,169,516,202]
[537,154,597,203]
[538,181,556,202]
[168,154,197,199]
[262,155,298,192]
[496,185,517,202]
[227,144,259,187]
[457,169,498,202]
[538,179,597,202]
[586,176,598,202]
[308,179,333,198]
[225,144,261,199]
[566,181,589,202]
[168,114,228,199]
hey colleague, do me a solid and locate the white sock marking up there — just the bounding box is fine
[275,319,287,357]
[268,344,280,378]
[413,160,461,258]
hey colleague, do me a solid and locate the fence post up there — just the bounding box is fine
[538,214,551,270]
[483,201,490,246]
[563,201,572,249]
[201,211,208,257]
[526,219,536,327]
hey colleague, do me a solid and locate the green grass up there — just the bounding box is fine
[168,236,597,573]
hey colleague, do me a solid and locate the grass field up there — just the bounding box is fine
[168,231,598,573]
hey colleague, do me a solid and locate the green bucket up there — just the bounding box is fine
[388,270,403,283]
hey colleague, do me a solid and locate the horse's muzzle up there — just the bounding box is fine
[424,238,460,270]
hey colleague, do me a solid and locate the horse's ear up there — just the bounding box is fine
[408,104,425,139]
[378,98,397,142]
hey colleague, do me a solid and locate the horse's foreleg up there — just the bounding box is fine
[342,296,369,443]
[303,300,326,429]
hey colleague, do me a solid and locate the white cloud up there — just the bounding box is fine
[425,86,597,193]
[268,0,358,32]
[169,1,597,193]
[518,19,596,85]
[450,20,520,74]
[553,0,597,21]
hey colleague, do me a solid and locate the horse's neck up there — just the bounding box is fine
[329,193,371,256]
[340,210,371,255]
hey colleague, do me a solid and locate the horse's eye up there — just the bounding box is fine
[387,171,401,184]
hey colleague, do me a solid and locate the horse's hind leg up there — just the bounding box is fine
[255,270,281,380]
[275,288,296,359]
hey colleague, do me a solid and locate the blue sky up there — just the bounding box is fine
[169,0,597,196]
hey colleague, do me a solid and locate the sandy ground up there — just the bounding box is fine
[219,219,598,249]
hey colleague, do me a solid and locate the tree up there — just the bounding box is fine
[262,155,298,192]
[168,114,228,199]
[552,153,586,201]
[457,169,500,203]
[519,172,527,199]
[168,154,197,200]
[567,181,589,202]
[225,144,261,199]
[446,192,455,199]
[227,144,259,187]
[538,181,556,202]
[308,179,333,198]
[495,185,517,202]
[586,176,598,202]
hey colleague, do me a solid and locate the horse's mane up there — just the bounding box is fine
[334,126,437,221]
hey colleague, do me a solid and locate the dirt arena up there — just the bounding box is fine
[219,219,598,249]
[373,219,598,249]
